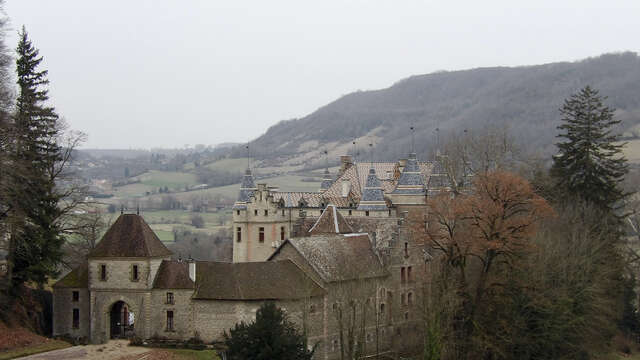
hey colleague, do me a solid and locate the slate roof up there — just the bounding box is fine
[308,204,354,235]
[233,168,257,210]
[53,263,88,288]
[88,214,172,258]
[272,192,324,208]
[357,167,388,211]
[427,160,452,189]
[193,260,325,300]
[392,153,426,195]
[277,234,387,282]
[153,260,195,289]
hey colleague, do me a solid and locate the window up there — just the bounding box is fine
[320,209,323,215]
[408,266,413,282]
[280,226,285,241]
[332,339,339,352]
[100,264,107,281]
[254,209,258,216]
[72,308,79,329]
[72,291,79,302]
[309,304,315,314]
[264,210,268,216]
[408,292,413,305]
[365,211,370,217]
[131,264,139,281]
[388,209,392,216]
[401,267,406,283]
[166,292,174,305]
[380,303,385,314]
[404,242,409,257]
[348,210,352,216]
[332,302,338,311]
[166,310,174,331]
[236,210,240,215]
[236,227,242,242]
[281,209,285,216]
[259,227,265,243]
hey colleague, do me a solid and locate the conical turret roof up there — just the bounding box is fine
[392,152,426,195]
[233,168,256,209]
[320,168,333,191]
[357,167,388,211]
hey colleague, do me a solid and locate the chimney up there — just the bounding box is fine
[188,257,196,282]
[340,155,353,172]
[341,180,351,197]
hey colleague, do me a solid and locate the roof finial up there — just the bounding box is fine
[136,205,140,215]
[324,149,329,171]
[246,143,250,170]
[352,140,357,161]
[410,123,415,154]
[369,143,373,168]
[120,205,124,215]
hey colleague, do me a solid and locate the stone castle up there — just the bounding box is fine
[52,152,455,359]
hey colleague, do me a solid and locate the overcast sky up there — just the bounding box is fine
[6,0,640,149]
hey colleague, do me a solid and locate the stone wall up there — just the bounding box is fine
[52,288,90,339]
[150,289,194,340]
[88,257,169,291]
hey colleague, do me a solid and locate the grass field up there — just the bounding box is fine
[0,340,70,360]
[134,170,200,190]
[165,348,220,360]
[205,157,252,172]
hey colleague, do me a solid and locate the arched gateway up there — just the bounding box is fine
[109,301,134,339]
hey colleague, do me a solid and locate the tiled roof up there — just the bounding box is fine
[152,260,195,289]
[272,192,324,208]
[53,263,88,288]
[233,168,257,210]
[308,205,354,235]
[392,153,426,195]
[88,214,172,258]
[192,260,325,300]
[283,234,387,282]
[357,168,388,211]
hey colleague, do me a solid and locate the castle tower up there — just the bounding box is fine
[233,168,257,210]
[356,167,389,217]
[388,152,427,214]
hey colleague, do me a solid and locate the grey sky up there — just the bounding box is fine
[6,0,640,149]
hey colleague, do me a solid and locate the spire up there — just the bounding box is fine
[233,167,257,210]
[357,167,388,211]
[320,149,333,191]
[392,152,426,195]
[427,156,452,192]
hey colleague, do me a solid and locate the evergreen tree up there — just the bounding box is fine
[6,27,65,289]
[551,86,628,212]
[224,302,315,360]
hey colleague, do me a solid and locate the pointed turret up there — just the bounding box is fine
[392,153,426,195]
[357,167,388,211]
[320,168,333,191]
[427,157,452,192]
[233,168,256,210]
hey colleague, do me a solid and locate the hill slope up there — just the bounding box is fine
[235,52,640,167]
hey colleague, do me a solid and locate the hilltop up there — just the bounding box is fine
[227,52,640,168]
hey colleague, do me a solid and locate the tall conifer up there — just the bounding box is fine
[551,86,628,213]
[7,27,65,288]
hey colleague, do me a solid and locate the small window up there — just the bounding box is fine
[332,339,339,352]
[72,291,79,302]
[280,226,285,241]
[309,304,315,314]
[332,302,338,311]
[236,210,240,215]
[380,303,385,314]
[236,227,242,242]
[404,242,409,257]
[348,210,352,216]
[365,210,370,217]
[401,267,406,283]
[281,209,285,216]
[264,209,268,216]
[254,209,258,216]
[100,264,107,281]
[167,292,174,305]
[388,209,392,216]
[132,265,139,281]
[259,227,265,243]
[72,308,79,329]
[166,310,174,331]
[320,209,323,215]
[408,266,413,282]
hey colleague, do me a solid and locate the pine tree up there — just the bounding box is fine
[224,302,315,360]
[6,27,65,289]
[551,86,628,213]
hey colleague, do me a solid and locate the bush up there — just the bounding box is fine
[190,214,205,229]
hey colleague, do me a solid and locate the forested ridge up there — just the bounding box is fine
[234,52,640,163]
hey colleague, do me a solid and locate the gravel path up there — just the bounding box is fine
[15,340,152,360]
